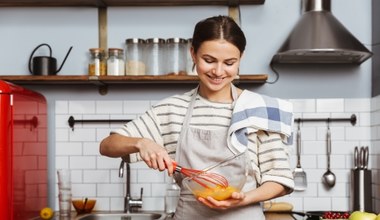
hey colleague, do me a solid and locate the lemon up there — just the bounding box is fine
[40,207,54,220]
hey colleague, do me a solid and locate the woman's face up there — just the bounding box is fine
[191,39,242,101]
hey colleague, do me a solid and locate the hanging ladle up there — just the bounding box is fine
[322,119,336,188]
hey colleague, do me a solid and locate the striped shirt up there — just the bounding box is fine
[113,88,294,190]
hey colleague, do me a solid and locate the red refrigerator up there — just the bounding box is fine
[0,80,48,219]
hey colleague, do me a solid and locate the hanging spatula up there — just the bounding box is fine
[293,123,307,191]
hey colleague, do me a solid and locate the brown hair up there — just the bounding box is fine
[192,15,246,55]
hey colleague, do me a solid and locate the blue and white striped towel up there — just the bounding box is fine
[227,90,294,154]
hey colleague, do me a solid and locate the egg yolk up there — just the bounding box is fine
[194,186,238,200]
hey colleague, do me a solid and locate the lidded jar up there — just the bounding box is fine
[88,48,106,76]
[166,38,187,75]
[125,38,146,75]
[107,48,125,76]
[145,38,166,75]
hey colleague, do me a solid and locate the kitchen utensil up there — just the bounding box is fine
[293,122,307,191]
[81,197,88,213]
[322,122,336,188]
[29,43,73,75]
[172,161,228,188]
[354,146,359,169]
[360,146,369,169]
[182,151,249,200]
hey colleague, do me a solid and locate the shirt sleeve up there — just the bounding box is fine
[111,108,164,163]
[247,130,294,192]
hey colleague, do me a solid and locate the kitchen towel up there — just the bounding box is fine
[228,90,294,154]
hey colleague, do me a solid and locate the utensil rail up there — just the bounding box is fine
[68,114,357,130]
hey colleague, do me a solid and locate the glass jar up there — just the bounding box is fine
[185,38,197,75]
[125,38,146,75]
[165,177,180,214]
[88,48,106,76]
[166,38,187,75]
[107,48,125,76]
[145,38,166,75]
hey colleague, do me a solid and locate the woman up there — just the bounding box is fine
[100,15,294,219]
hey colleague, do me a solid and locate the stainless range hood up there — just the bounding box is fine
[271,0,372,64]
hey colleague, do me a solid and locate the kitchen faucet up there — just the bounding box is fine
[119,159,143,213]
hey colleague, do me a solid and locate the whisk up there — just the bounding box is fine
[172,161,228,188]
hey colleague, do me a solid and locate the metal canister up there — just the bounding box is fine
[125,38,146,75]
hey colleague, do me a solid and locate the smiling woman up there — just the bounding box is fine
[100,15,294,220]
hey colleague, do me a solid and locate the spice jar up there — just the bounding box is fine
[107,48,125,76]
[166,38,187,75]
[145,38,166,75]
[88,48,106,76]
[125,38,146,75]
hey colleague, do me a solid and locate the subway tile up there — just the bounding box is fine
[56,128,69,141]
[290,99,316,113]
[303,197,332,211]
[331,197,350,211]
[110,197,124,211]
[72,183,97,197]
[83,142,101,155]
[138,169,165,183]
[151,183,166,197]
[318,182,347,197]
[317,99,344,113]
[94,197,110,211]
[55,156,70,169]
[69,128,97,142]
[56,142,82,155]
[96,101,123,114]
[69,101,96,114]
[97,183,124,197]
[83,170,110,183]
[55,114,72,128]
[345,98,370,112]
[346,126,371,140]
[123,100,151,114]
[70,156,96,169]
[97,155,121,169]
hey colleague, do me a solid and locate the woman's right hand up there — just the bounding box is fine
[137,138,174,175]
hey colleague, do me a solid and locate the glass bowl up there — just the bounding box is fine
[72,198,96,214]
[182,151,249,200]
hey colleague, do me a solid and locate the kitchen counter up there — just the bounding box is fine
[45,211,307,220]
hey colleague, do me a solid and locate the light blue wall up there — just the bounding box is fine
[0,0,374,99]
[0,0,374,208]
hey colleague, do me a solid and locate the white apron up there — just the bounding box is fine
[173,85,265,220]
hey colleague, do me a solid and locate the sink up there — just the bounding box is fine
[74,212,166,220]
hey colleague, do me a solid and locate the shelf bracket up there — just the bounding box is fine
[228,4,241,26]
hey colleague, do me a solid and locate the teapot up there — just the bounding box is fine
[28,43,73,75]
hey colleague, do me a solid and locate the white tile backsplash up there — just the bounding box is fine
[55,95,380,212]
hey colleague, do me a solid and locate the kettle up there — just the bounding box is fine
[28,43,73,75]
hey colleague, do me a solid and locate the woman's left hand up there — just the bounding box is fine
[197,191,246,210]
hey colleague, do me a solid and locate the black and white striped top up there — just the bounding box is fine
[113,88,294,190]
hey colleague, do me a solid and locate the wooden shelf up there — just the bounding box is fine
[0,74,268,85]
[0,0,264,7]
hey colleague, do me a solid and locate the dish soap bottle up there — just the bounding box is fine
[165,177,180,214]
